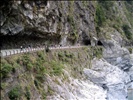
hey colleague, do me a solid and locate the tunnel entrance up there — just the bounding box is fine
[97,40,103,46]
[44,0,47,6]
[83,39,91,45]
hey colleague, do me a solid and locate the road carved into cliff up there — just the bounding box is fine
[0,46,86,57]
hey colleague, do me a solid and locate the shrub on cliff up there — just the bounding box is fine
[122,24,132,40]
[1,60,12,79]
[8,86,21,100]
[22,54,33,71]
[95,4,106,27]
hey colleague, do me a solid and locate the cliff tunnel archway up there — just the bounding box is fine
[83,39,91,45]
[97,40,103,46]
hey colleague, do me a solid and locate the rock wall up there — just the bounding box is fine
[1,1,133,49]
[0,1,96,48]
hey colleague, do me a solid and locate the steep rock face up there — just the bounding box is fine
[0,1,96,47]
[103,39,132,71]
[1,1,133,49]
[84,58,131,100]
[83,38,133,100]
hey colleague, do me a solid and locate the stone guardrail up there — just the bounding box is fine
[0,45,76,57]
[0,47,45,57]
[0,45,103,57]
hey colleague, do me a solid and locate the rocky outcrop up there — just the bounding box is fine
[1,1,133,100]
[84,58,131,100]
[103,39,132,71]
[45,73,107,100]
[83,39,133,100]
[0,1,96,47]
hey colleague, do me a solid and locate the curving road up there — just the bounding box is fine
[1,45,132,57]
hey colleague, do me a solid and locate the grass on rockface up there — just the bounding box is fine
[82,1,89,7]
[95,4,106,27]
[8,85,22,100]
[21,54,33,71]
[95,1,115,25]
[89,46,103,59]
[50,61,64,75]
[128,48,132,54]
[14,51,64,77]
[58,51,75,63]
[1,47,101,100]
[122,24,132,40]
[1,51,65,99]
[67,1,79,44]
[124,1,133,27]
[25,87,31,100]
[67,14,78,44]
[1,60,12,79]
[95,1,133,41]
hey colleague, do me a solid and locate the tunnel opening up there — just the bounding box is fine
[83,39,91,45]
[44,0,47,6]
[97,40,103,46]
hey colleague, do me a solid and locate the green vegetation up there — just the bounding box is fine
[58,51,75,62]
[67,1,78,44]
[82,1,88,7]
[98,1,114,11]
[64,51,74,59]
[1,57,22,79]
[1,48,95,99]
[25,87,31,100]
[37,51,45,60]
[8,86,21,100]
[50,61,64,75]
[42,91,47,100]
[90,46,103,59]
[1,59,12,79]
[1,82,7,90]
[95,1,115,28]
[82,47,89,52]
[124,1,133,27]
[113,24,121,32]
[58,52,64,59]
[47,86,54,95]
[34,79,39,89]
[67,14,78,44]
[98,1,114,21]
[128,48,132,54]
[95,1,133,41]
[35,74,45,83]
[21,54,33,71]
[122,24,132,40]
[35,57,46,75]
[95,4,106,27]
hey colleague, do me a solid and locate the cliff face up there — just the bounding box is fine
[1,47,102,100]
[1,1,133,100]
[0,1,96,48]
[1,45,133,100]
[1,1,132,49]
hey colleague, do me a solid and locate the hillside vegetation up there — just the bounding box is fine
[1,47,103,100]
[95,1,133,41]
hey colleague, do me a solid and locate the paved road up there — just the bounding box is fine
[1,45,132,57]
[0,46,85,57]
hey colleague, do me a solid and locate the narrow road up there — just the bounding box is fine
[0,46,85,57]
[1,45,132,57]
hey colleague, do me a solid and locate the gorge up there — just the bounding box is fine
[1,1,133,100]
